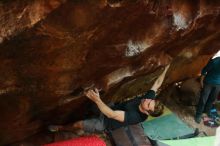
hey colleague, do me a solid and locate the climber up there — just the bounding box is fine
[195,50,220,124]
[48,64,170,134]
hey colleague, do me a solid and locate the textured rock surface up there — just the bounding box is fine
[0,0,220,145]
[0,0,66,43]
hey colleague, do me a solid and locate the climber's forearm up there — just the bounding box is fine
[151,64,170,92]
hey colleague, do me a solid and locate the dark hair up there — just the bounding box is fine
[148,100,164,117]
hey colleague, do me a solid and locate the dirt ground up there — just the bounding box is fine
[164,99,218,136]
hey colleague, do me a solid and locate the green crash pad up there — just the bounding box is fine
[142,106,194,140]
[159,136,215,146]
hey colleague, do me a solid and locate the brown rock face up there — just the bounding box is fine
[0,0,220,145]
[0,0,66,43]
